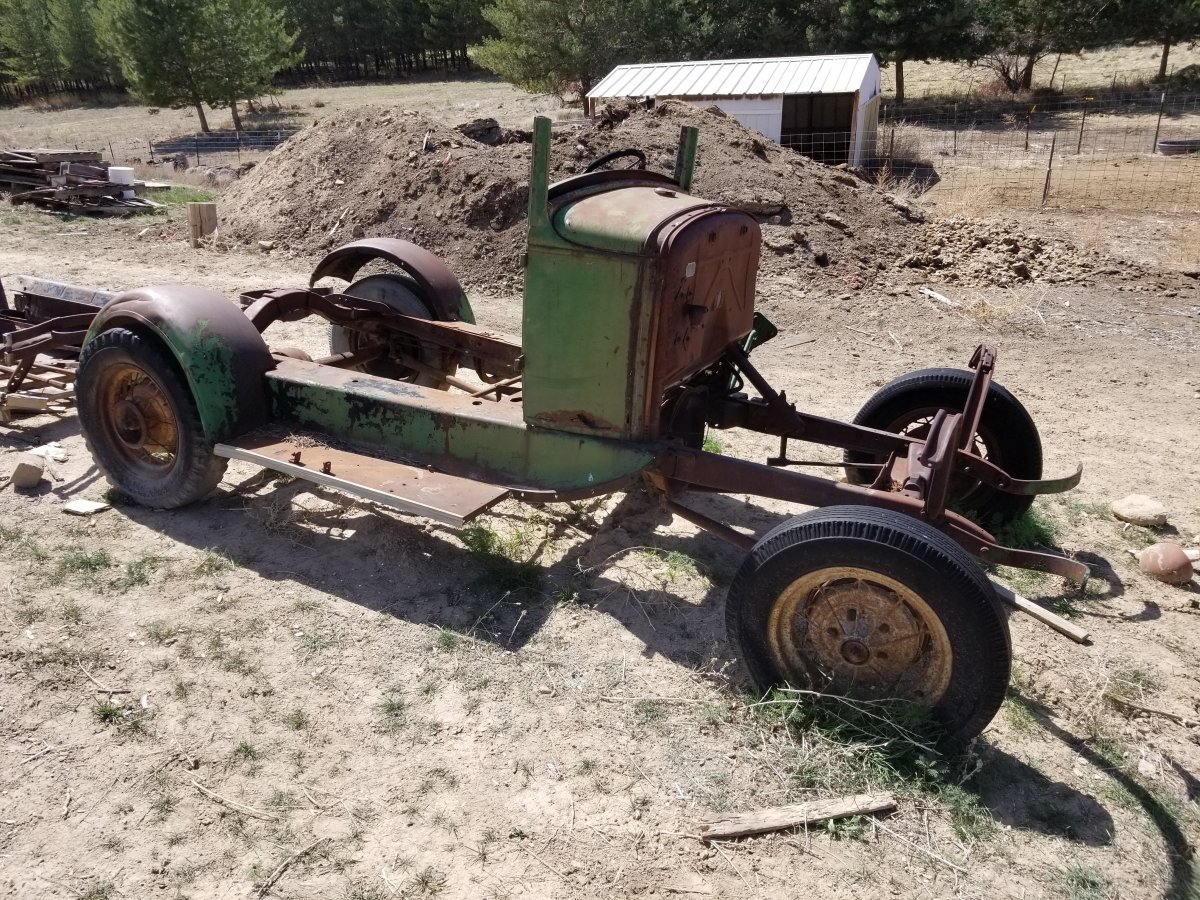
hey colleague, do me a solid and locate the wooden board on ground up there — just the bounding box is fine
[694,793,898,841]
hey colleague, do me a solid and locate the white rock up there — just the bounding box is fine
[62,499,110,516]
[9,452,45,488]
[1111,494,1169,527]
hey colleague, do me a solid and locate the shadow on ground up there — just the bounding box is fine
[1005,690,1198,899]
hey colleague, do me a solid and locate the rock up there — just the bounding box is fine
[257,240,275,252]
[731,189,786,216]
[1138,543,1194,585]
[761,226,796,254]
[62,498,111,516]
[821,212,850,230]
[1111,494,1169,527]
[9,452,45,488]
[457,117,503,146]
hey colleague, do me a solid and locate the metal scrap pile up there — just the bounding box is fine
[0,148,164,215]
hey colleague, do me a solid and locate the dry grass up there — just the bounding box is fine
[0,76,559,163]
[887,43,1200,100]
[1168,228,1200,271]
[921,153,1200,214]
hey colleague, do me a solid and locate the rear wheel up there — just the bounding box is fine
[331,273,451,387]
[843,368,1042,527]
[77,327,225,508]
[726,505,1010,742]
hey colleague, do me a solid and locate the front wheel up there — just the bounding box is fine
[843,368,1042,527]
[77,327,226,508]
[726,506,1011,743]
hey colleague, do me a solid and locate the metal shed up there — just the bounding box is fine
[587,54,881,167]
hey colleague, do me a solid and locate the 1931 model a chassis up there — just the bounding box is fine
[3,118,1087,742]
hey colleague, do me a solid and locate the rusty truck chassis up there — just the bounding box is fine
[1,275,1086,585]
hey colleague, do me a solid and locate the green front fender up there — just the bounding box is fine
[84,285,275,441]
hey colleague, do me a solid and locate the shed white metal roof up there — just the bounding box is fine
[588,54,876,100]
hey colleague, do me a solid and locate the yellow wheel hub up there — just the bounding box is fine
[767,566,953,705]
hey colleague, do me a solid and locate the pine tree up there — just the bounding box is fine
[0,0,63,85]
[199,0,300,129]
[814,0,980,103]
[97,0,214,128]
[424,0,487,67]
[50,0,112,86]
[98,0,297,132]
[1113,0,1200,82]
[477,0,683,94]
[975,0,1115,91]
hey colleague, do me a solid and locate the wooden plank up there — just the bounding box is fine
[186,201,218,246]
[25,149,103,164]
[694,793,897,841]
[990,580,1091,644]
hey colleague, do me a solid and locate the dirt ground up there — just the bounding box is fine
[2,102,1200,900]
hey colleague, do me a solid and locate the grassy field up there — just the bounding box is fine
[0,73,562,164]
[884,43,1200,100]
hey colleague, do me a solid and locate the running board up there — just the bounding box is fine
[215,434,510,527]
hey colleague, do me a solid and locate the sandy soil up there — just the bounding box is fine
[1,156,1200,900]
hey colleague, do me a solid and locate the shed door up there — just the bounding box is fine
[781,93,855,164]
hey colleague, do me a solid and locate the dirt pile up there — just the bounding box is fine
[896,218,1144,287]
[221,102,923,292]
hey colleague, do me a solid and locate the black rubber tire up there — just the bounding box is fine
[726,505,1011,743]
[843,368,1042,527]
[77,327,226,508]
[330,273,447,387]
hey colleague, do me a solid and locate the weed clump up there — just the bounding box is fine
[459,522,543,594]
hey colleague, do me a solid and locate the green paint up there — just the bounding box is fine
[520,120,714,442]
[673,126,699,191]
[552,188,708,255]
[266,365,654,492]
[178,319,241,436]
[83,290,274,442]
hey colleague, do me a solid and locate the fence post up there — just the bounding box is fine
[953,102,958,156]
[236,131,241,164]
[1152,91,1167,153]
[1024,105,1034,151]
[888,127,895,164]
[194,136,200,167]
[1041,134,1057,207]
[148,139,155,164]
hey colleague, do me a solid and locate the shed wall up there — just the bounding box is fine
[684,97,783,143]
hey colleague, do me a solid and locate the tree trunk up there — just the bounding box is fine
[1157,40,1171,82]
[894,59,905,105]
[1019,56,1036,91]
[195,102,210,133]
[229,99,243,131]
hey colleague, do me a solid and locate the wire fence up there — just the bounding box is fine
[806,92,1200,212]
[148,128,301,165]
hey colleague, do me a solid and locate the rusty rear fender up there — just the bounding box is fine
[309,237,476,324]
[84,285,275,441]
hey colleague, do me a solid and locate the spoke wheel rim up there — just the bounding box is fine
[886,407,994,504]
[96,361,181,476]
[767,566,953,705]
